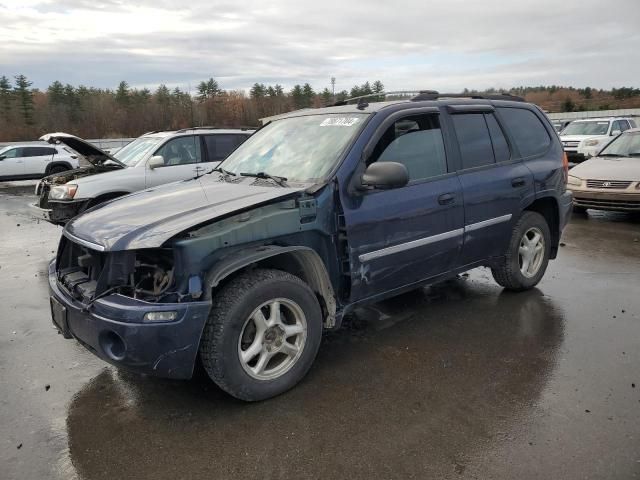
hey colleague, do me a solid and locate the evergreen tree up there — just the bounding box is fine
[0,76,12,119]
[290,84,304,109]
[115,81,130,107]
[13,74,34,125]
[47,81,65,105]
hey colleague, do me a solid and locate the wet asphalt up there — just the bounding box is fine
[0,181,639,480]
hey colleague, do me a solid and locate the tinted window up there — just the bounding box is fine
[154,136,201,166]
[204,134,243,162]
[497,107,551,158]
[452,114,495,169]
[23,147,53,157]
[485,114,511,163]
[613,120,629,133]
[1,148,21,158]
[369,114,447,181]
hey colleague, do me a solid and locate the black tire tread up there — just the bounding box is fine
[199,268,318,400]
[491,211,550,291]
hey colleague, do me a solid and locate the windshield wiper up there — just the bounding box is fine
[240,171,288,187]
[598,153,623,157]
[627,152,640,157]
[208,166,238,177]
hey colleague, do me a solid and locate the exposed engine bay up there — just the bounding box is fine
[36,164,123,208]
[56,237,179,304]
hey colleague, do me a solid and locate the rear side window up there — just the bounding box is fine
[204,134,244,162]
[23,147,53,157]
[497,107,551,158]
[369,113,448,181]
[452,114,495,169]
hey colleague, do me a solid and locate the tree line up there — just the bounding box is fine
[1,74,639,142]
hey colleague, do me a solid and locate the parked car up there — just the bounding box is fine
[552,119,573,133]
[0,143,80,181]
[567,128,640,212]
[560,117,636,162]
[33,128,253,225]
[47,92,572,401]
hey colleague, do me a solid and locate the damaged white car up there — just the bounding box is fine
[32,128,253,225]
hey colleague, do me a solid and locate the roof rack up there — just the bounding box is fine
[174,126,256,133]
[331,90,525,107]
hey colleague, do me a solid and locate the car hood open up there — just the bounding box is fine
[570,156,640,181]
[64,176,307,251]
[40,132,126,168]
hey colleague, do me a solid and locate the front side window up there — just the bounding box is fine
[220,113,368,182]
[154,136,202,166]
[368,114,447,181]
[0,148,21,158]
[497,107,551,158]
[452,114,495,169]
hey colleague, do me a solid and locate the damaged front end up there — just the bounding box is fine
[33,165,123,225]
[49,235,211,378]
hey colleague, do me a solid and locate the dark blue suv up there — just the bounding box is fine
[48,91,572,400]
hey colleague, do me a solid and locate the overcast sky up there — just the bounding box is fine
[1,0,639,93]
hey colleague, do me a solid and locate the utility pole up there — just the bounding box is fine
[331,77,336,100]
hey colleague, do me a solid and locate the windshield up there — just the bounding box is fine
[562,121,609,136]
[599,132,640,157]
[114,136,165,166]
[218,113,368,182]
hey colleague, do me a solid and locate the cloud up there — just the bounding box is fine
[0,0,639,92]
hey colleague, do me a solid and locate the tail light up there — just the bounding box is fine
[562,152,569,184]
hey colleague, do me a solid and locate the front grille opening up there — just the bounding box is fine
[56,237,105,301]
[586,179,632,189]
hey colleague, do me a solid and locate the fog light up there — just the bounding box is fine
[144,311,178,322]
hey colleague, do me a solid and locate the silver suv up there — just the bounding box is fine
[33,128,254,225]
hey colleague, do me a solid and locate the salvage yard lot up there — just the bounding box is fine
[1,181,639,479]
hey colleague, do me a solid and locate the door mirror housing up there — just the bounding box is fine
[148,155,165,169]
[610,129,621,136]
[360,162,409,190]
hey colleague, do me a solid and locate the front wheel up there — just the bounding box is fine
[199,269,323,401]
[491,211,551,291]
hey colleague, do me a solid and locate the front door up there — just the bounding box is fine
[145,135,203,188]
[0,147,25,177]
[342,111,464,301]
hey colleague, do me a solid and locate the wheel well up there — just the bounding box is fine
[525,197,560,259]
[45,162,72,175]
[214,250,337,328]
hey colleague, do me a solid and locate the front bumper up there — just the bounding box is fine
[32,198,90,225]
[48,260,212,379]
[568,188,640,212]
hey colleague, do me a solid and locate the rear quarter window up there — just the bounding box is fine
[497,107,551,158]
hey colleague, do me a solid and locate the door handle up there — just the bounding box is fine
[511,177,526,188]
[438,193,455,205]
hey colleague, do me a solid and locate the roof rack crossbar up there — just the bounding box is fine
[330,90,525,107]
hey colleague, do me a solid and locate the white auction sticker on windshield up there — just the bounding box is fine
[320,117,360,127]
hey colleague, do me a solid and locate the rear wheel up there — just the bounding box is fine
[199,269,323,401]
[491,211,551,291]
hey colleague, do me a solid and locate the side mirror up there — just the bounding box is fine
[360,162,409,190]
[0,155,5,161]
[610,130,621,136]
[148,155,165,169]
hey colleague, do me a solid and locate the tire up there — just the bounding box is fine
[199,268,323,401]
[491,211,551,291]
[49,165,68,175]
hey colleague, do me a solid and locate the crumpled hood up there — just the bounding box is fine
[570,156,640,181]
[65,176,306,251]
[40,132,126,168]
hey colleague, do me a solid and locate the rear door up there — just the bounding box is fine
[22,146,55,175]
[145,135,202,187]
[198,134,249,175]
[343,110,465,301]
[0,147,25,177]
[446,106,534,266]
